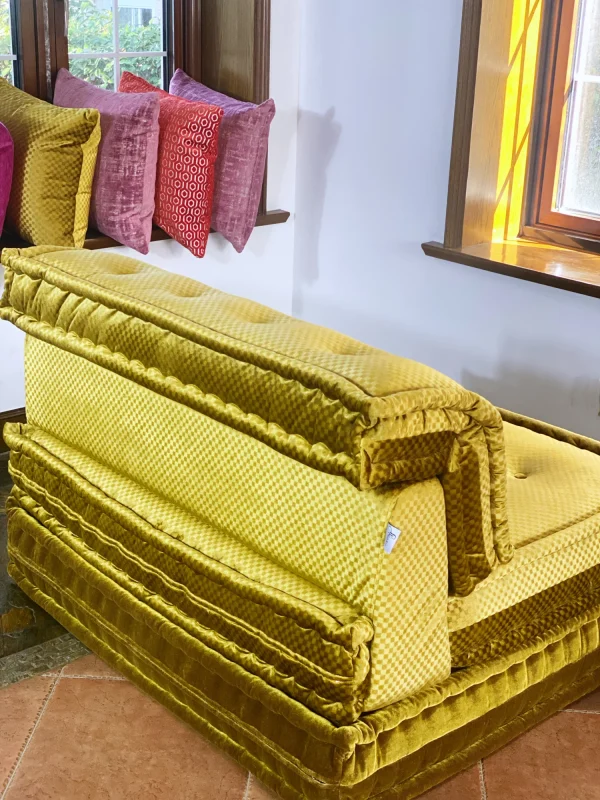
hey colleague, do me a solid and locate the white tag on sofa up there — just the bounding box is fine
[384,523,401,554]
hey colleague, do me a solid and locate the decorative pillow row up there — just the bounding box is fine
[0,70,275,257]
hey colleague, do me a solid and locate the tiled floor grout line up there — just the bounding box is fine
[563,708,600,715]
[478,760,488,800]
[0,669,63,800]
[57,674,128,681]
[242,773,253,800]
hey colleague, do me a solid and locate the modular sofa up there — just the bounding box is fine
[2,245,600,799]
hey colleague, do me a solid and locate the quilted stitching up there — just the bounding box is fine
[20,336,452,711]
[1,245,514,595]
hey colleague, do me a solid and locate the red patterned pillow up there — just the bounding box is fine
[119,72,223,258]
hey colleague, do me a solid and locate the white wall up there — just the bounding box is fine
[0,0,300,413]
[293,0,600,439]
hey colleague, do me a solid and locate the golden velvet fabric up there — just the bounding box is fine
[22,337,451,711]
[4,247,600,798]
[5,484,600,798]
[0,80,100,247]
[449,420,600,648]
[450,564,600,666]
[0,245,513,594]
[5,405,451,715]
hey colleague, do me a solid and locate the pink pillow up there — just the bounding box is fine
[53,69,160,254]
[0,122,13,236]
[169,69,275,253]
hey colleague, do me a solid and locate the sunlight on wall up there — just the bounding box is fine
[493,0,542,241]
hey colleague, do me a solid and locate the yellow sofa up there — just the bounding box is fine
[2,245,600,799]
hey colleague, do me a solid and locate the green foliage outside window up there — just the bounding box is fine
[68,0,162,90]
[0,0,14,82]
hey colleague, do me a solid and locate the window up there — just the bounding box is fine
[67,0,167,90]
[0,0,17,84]
[423,0,600,298]
[532,0,600,240]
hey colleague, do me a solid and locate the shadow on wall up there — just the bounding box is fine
[462,340,600,439]
[293,108,342,296]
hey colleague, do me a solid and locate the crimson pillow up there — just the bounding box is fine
[0,122,13,236]
[170,69,275,253]
[54,69,160,254]
[119,72,223,258]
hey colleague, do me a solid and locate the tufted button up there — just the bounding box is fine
[514,472,528,479]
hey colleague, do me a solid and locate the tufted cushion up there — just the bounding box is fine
[169,69,275,253]
[0,122,13,236]
[22,336,452,715]
[53,69,160,254]
[0,78,101,247]
[118,72,223,258]
[1,245,513,595]
[449,420,600,665]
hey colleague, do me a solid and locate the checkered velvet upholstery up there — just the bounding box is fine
[449,421,600,664]
[4,245,600,729]
[0,80,100,247]
[0,245,512,597]
[16,337,451,716]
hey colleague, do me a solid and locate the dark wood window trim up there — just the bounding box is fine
[1,0,289,254]
[423,0,600,300]
[526,0,600,242]
[0,407,26,455]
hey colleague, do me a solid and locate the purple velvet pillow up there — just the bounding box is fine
[169,69,275,253]
[0,122,14,237]
[53,69,160,253]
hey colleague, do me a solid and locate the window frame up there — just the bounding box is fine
[422,0,600,299]
[526,0,600,243]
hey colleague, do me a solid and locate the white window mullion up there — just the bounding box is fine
[573,74,600,84]
[69,52,166,61]
[113,0,119,89]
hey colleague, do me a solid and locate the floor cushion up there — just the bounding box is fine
[449,420,600,665]
[20,336,452,717]
[3,245,600,800]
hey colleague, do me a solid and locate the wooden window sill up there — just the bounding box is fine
[422,238,600,300]
[0,209,291,254]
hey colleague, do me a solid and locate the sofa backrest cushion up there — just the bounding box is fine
[0,246,514,593]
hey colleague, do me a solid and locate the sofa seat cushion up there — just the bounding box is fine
[6,422,379,725]
[19,335,452,714]
[449,421,600,665]
[0,244,512,596]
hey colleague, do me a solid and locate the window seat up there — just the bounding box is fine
[0,210,290,255]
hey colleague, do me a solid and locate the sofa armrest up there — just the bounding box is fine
[1,245,512,594]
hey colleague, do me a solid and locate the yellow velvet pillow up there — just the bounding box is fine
[0,79,101,247]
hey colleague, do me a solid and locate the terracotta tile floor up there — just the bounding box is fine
[1,653,599,799]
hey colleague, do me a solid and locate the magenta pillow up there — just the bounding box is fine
[53,69,160,254]
[0,122,13,237]
[169,69,275,253]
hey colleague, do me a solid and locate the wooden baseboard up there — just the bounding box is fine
[0,407,26,454]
